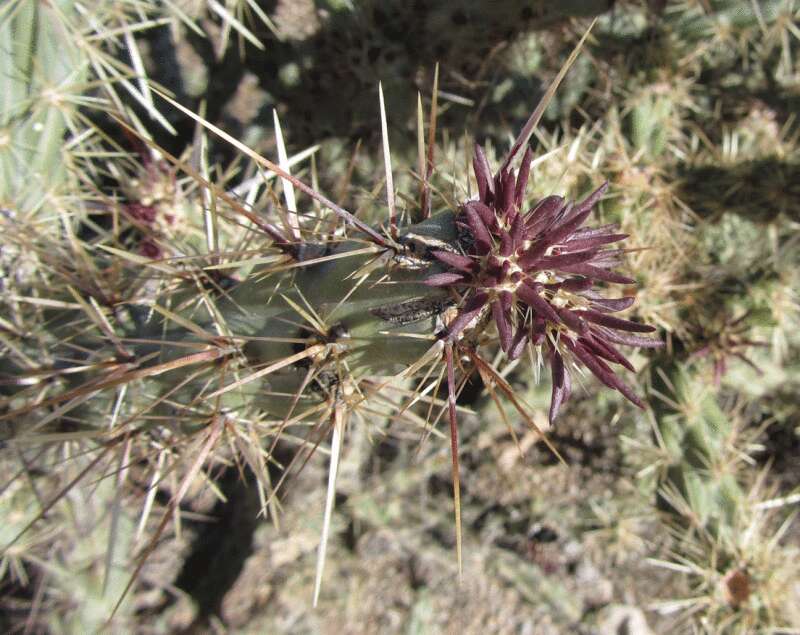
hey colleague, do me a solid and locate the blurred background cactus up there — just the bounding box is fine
[2,0,799,633]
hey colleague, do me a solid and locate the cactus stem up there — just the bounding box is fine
[205,344,326,401]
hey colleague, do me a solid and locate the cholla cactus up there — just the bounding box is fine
[9,2,800,630]
[0,14,669,612]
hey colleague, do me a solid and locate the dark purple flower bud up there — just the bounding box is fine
[126,202,157,224]
[437,140,658,426]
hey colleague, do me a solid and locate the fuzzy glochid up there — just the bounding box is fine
[427,144,663,424]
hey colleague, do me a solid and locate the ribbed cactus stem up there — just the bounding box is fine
[649,359,744,537]
[143,211,461,418]
[0,0,84,210]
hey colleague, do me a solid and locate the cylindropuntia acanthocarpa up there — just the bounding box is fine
[0,19,664,610]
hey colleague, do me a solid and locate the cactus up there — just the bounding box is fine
[0,0,84,213]
[644,358,800,632]
[2,0,800,632]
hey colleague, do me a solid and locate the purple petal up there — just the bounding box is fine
[473,144,494,203]
[585,296,635,313]
[517,282,561,324]
[500,228,514,257]
[463,204,494,255]
[499,290,513,313]
[549,350,570,424]
[514,146,533,208]
[530,317,547,345]
[577,309,656,333]
[572,181,609,215]
[508,325,529,360]
[501,169,515,215]
[510,213,525,251]
[425,272,465,287]
[463,200,496,229]
[520,203,572,268]
[521,203,583,265]
[539,204,593,248]
[593,326,664,348]
[588,249,625,268]
[446,292,489,340]
[566,339,645,409]
[570,223,620,239]
[538,249,600,269]
[525,195,564,230]
[432,249,475,273]
[562,233,628,251]
[557,263,635,285]
[581,333,635,372]
[492,299,512,352]
[557,277,594,293]
[526,210,570,246]
[555,306,588,334]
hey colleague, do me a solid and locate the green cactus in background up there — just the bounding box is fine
[0,0,84,212]
[644,357,799,631]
